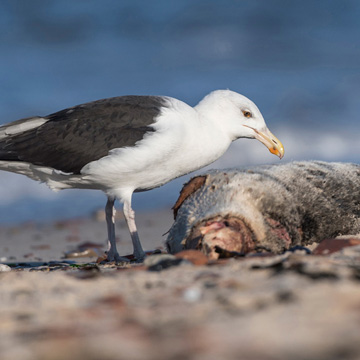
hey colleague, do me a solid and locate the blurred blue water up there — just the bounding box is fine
[0,0,359,223]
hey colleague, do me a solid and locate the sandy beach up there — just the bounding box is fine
[0,208,173,264]
[0,208,360,360]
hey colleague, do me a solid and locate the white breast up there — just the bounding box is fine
[80,97,232,198]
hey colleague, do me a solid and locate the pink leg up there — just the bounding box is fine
[123,199,146,261]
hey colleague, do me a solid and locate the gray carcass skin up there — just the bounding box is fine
[166,161,360,259]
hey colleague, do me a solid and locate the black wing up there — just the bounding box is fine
[0,96,167,174]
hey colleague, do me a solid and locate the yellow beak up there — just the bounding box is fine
[244,125,284,159]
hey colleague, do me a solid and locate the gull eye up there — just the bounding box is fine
[242,110,252,118]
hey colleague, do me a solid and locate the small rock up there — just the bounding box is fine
[313,238,360,255]
[175,250,209,265]
[93,294,126,309]
[145,254,186,271]
[249,253,290,270]
[0,264,11,272]
[64,248,103,259]
[144,254,176,267]
[183,286,202,303]
[68,264,101,279]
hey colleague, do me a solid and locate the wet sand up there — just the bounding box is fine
[1,209,360,360]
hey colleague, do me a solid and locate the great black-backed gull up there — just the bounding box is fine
[0,90,284,262]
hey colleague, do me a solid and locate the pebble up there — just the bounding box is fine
[0,264,11,272]
[183,286,202,302]
[144,254,177,267]
[145,254,186,272]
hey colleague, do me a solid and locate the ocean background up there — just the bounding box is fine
[0,0,359,224]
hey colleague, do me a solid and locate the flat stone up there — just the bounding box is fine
[0,264,11,272]
[313,238,360,255]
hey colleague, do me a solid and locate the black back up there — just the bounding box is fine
[0,96,167,174]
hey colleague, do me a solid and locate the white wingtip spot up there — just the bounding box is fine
[1,117,48,137]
